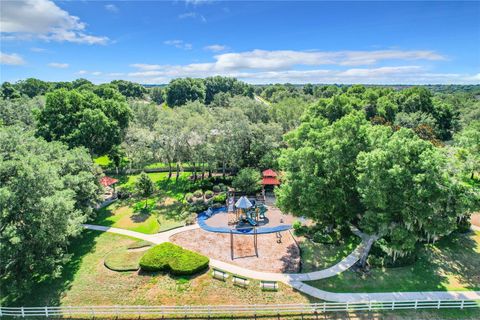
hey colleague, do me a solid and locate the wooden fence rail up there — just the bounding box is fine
[1,300,478,318]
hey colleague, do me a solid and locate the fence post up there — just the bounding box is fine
[460,300,465,310]
[0,307,2,317]
[368,301,372,311]
[437,300,441,309]
[45,306,49,318]
[21,306,25,318]
[391,301,395,310]
[414,300,418,310]
[346,302,349,311]
[322,302,326,313]
[91,306,95,319]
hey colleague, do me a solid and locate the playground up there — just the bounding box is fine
[174,193,302,273]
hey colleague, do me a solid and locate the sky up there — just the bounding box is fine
[1,0,479,85]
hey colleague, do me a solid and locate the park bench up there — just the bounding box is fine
[232,275,249,288]
[212,269,229,281]
[260,281,278,291]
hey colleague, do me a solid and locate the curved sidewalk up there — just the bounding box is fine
[83,224,480,302]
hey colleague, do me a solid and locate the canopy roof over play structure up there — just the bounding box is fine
[261,169,280,186]
[99,176,119,187]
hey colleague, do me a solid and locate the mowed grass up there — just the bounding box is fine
[308,231,480,293]
[24,230,316,306]
[299,235,361,272]
[92,172,194,234]
[94,197,188,234]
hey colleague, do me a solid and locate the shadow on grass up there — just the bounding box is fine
[10,230,100,307]
[307,230,479,293]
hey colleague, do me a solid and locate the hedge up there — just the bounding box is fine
[139,243,209,275]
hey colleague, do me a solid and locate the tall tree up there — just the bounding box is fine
[135,172,155,208]
[36,89,132,155]
[0,127,100,301]
[165,78,206,107]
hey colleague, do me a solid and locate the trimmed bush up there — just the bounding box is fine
[205,190,214,199]
[185,193,194,203]
[212,193,226,204]
[212,185,221,193]
[218,183,228,192]
[193,189,203,198]
[139,243,209,275]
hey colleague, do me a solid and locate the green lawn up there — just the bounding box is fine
[308,231,480,293]
[299,235,361,272]
[93,197,189,234]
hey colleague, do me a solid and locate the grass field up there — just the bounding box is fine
[298,235,361,272]
[93,172,195,233]
[308,230,480,293]
[22,230,316,306]
[17,230,480,319]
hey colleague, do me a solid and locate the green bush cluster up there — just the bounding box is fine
[139,243,209,275]
[212,185,221,193]
[212,193,227,204]
[193,189,203,198]
[185,192,194,203]
[205,190,214,199]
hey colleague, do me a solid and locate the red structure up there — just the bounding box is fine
[261,169,280,187]
[99,176,119,188]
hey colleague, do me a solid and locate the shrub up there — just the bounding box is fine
[292,220,308,236]
[189,199,208,213]
[218,183,228,192]
[185,193,194,203]
[212,193,227,204]
[212,185,221,193]
[456,217,471,233]
[139,243,209,275]
[193,189,203,198]
[205,190,214,199]
[184,212,197,225]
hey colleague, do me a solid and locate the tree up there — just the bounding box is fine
[111,80,146,99]
[16,78,50,98]
[355,128,477,265]
[232,168,262,195]
[204,76,253,104]
[135,172,155,208]
[0,96,44,128]
[276,111,369,228]
[0,127,100,301]
[165,78,206,107]
[454,120,480,179]
[36,89,132,155]
[1,82,21,99]
[277,110,477,267]
[149,87,164,104]
[302,83,314,95]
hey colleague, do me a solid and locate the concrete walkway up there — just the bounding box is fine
[83,224,480,302]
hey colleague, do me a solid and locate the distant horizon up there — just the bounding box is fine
[1,1,479,84]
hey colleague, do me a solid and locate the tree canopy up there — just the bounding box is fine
[36,88,132,155]
[0,127,101,301]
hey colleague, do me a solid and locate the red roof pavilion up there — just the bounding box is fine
[99,176,119,187]
[261,169,280,185]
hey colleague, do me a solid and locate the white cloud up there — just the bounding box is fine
[48,62,69,68]
[213,49,446,70]
[77,70,88,75]
[164,39,192,50]
[185,0,213,6]
[130,63,162,71]
[178,11,206,22]
[30,47,47,52]
[204,44,228,52]
[0,52,26,65]
[104,4,119,13]
[0,0,109,45]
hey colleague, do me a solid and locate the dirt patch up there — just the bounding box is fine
[170,229,300,273]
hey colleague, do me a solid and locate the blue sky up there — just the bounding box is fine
[1,0,479,84]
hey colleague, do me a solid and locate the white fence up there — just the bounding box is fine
[1,300,478,318]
